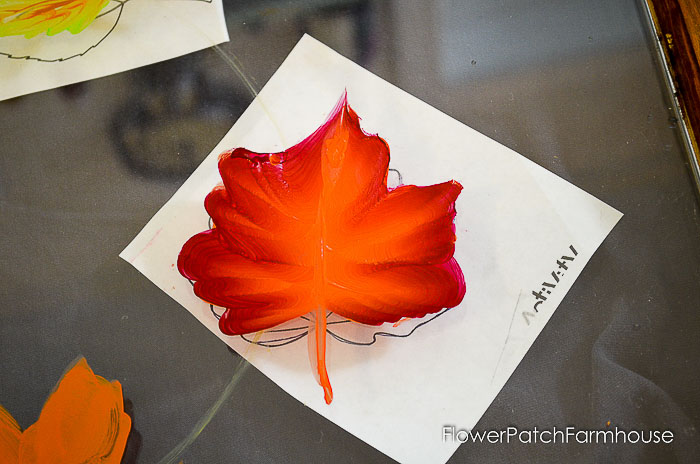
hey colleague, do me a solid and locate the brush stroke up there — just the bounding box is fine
[178,93,466,403]
[0,358,131,463]
[0,406,21,463]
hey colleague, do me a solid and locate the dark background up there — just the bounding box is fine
[1,0,699,463]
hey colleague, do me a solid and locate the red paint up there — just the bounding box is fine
[179,93,466,403]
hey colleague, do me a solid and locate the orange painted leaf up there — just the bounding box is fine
[178,94,466,403]
[9,358,131,464]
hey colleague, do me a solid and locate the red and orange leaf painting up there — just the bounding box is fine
[178,93,466,403]
[0,358,131,464]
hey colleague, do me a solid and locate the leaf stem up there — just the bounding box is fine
[314,307,333,404]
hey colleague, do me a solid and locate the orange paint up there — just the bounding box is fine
[179,93,466,403]
[0,358,131,463]
[392,317,412,328]
[0,406,21,463]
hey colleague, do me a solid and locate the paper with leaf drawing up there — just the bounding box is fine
[121,35,622,464]
[0,0,228,101]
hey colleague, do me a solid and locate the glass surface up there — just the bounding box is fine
[1,0,699,462]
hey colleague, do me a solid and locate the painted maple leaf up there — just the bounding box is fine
[178,94,466,403]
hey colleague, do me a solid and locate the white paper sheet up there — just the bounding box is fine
[0,0,228,101]
[120,35,623,464]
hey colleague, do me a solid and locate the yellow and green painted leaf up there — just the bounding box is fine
[0,0,110,39]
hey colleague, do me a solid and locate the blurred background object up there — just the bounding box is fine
[645,0,700,195]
